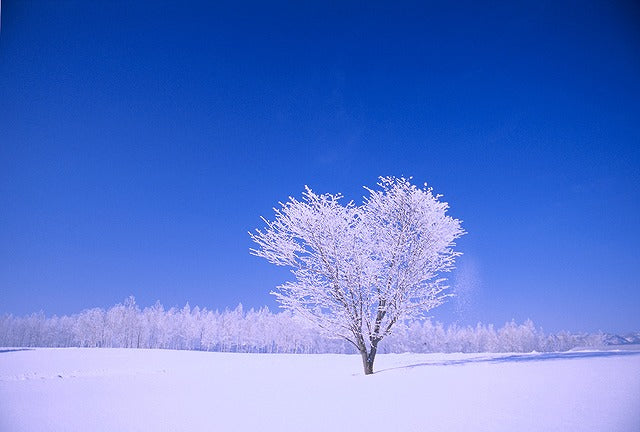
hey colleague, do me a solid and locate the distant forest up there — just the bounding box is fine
[0,297,607,354]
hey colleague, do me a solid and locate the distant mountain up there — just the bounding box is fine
[604,332,640,346]
[622,332,640,344]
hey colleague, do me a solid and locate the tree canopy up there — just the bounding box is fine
[251,176,465,374]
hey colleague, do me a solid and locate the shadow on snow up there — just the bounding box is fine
[376,350,640,374]
[0,348,34,354]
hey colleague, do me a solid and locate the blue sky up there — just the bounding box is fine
[1,1,639,333]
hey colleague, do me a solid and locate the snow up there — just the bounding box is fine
[1,348,639,431]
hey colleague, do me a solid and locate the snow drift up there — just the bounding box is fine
[1,348,639,431]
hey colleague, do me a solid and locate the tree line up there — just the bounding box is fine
[0,296,605,353]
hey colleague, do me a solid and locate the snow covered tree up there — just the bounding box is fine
[250,176,465,374]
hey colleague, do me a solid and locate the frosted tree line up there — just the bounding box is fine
[0,296,605,353]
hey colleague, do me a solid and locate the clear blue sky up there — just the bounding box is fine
[1,1,639,333]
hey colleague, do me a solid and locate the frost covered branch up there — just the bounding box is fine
[250,176,465,374]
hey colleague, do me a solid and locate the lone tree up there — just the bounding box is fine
[250,176,464,374]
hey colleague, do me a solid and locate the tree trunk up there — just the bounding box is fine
[360,344,378,375]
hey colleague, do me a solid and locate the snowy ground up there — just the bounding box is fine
[1,348,639,432]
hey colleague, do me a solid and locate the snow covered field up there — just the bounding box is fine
[1,348,639,432]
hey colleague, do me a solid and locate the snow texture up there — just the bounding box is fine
[1,348,639,431]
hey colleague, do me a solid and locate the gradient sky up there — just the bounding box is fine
[1,1,639,333]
